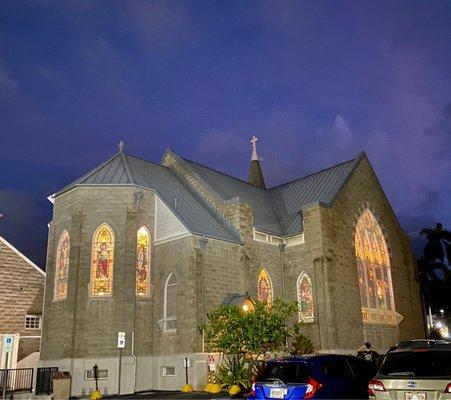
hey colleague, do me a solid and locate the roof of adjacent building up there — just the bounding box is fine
[53,148,365,243]
[0,236,45,276]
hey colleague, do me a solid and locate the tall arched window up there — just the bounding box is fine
[257,268,273,306]
[355,209,396,324]
[91,223,114,297]
[54,229,70,301]
[297,272,314,323]
[136,226,150,297]
[163,273,177,332]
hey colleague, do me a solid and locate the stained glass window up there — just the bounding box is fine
[136,226,150,297]
[355,209,396,324]
[54,229,70,301]
[257,268,273,306]
[164,273,177,331]
[297,272,314,323]
[91,223,114,297]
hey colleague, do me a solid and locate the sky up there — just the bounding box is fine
[0,0,450,268]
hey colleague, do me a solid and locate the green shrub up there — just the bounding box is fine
[214,355,254,391]
[290,332,314,355]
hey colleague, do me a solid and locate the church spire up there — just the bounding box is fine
[248,136,266,188]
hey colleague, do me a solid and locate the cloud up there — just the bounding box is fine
[331,114,354,149]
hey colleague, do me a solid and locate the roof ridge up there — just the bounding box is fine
[0,236,45,276]
[120,152,134,183]
[125,152,167,168]
[268,158,356,190]
[182,157,267,190]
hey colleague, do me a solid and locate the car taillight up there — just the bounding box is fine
[368,380,386,396]
[304,377,322,399]
[445,383,451,393]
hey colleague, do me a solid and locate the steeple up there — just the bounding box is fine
[248,136,266,188]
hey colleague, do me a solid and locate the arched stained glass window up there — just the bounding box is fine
[54,229,70,301]
[257,268,273,306]
[355,209,396,324]
[136,226,150,297]
[163,273,177,332]
[297,272,314,323]
[91,223,114,297]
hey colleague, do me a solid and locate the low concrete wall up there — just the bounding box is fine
[39,352,221,396]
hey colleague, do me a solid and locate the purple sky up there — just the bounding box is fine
[1,0,450,268]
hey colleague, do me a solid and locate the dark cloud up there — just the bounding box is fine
[0,0,450,264]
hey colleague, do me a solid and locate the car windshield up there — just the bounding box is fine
[257,362,311,384]
[379,350,451,378]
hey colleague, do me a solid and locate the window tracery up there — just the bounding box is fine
[355,209,396,324]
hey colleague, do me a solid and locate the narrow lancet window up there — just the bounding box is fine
[163,273,177,331]
[91,223,114,297]
[54,229,70,301]
[136,226,150,297]
[257,268,273,306]
[297,272,314,323]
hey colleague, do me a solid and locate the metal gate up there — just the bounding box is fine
[0,368,34,394]
[35,367,58,395]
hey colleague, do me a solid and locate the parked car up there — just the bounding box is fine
[369,342,451,400]
[248,354,376,399]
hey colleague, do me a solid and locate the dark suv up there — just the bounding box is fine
[249,354,376,399]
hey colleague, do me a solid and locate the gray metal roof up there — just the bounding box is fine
[54,149,362,240]
[54,153,241,244]
[182,159,283,235]
[268,158,359,235]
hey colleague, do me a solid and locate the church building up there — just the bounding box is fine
[39,138,425,396]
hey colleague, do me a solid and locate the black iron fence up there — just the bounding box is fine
[35,367,58,395]
[0,368,33,393]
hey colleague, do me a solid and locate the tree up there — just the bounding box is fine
[204,298,298,359]
[203,298,300,390]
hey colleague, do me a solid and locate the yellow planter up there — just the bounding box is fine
[90,390,103,400]
[229,384,241,396]
[181,384,193,393]
[209,383,221,394]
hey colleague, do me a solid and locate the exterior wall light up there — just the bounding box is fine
[222,293,255,312]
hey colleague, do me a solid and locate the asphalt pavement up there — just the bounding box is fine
[105,390,247,399]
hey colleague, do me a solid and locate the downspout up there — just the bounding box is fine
[199,236,208,352]
[278,241,286,300]
[131,190,143,392]
[131,331,136,391]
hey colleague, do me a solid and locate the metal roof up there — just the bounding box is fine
[268,157,359,235]
[53,149,363,241]
[182,158,283,235]
[54,153,241,244]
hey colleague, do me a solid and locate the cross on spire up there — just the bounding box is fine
[118,140,125,153]
[250,135,259,161]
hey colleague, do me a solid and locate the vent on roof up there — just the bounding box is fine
[155,196,189,243]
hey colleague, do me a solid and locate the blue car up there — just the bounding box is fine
[248,354,376,399]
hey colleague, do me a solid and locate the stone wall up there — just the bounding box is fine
[41,186,210,362]
[0,237,44,361]
[321,157,425,350]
